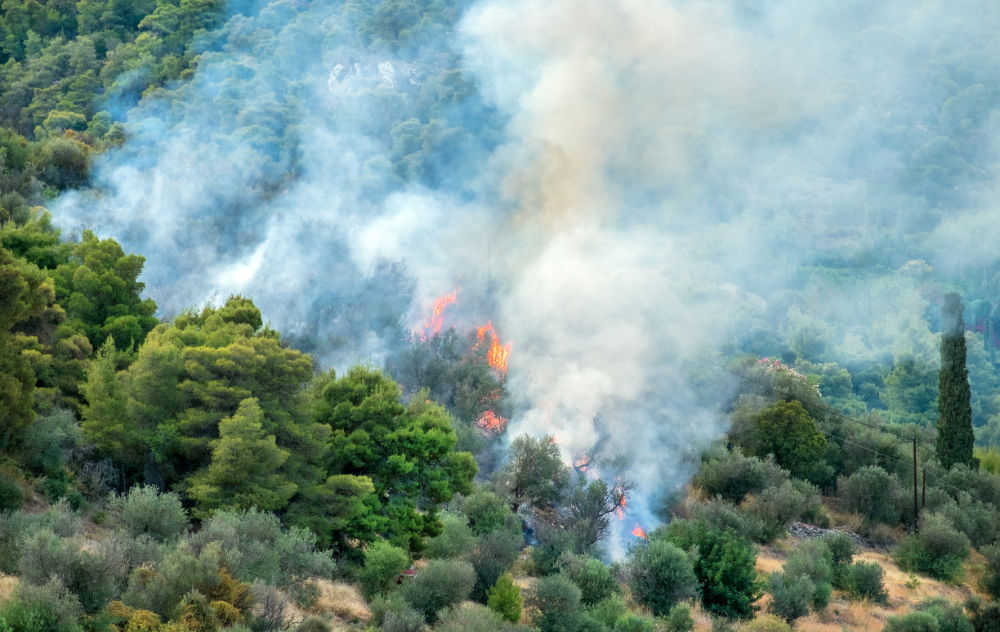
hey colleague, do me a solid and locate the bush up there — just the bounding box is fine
[487,574,522,623]
[400,559,475,623]
[884,611,941,632]
[462,489,521,535]
[980,543,1000,600]
[847,561,888,603]
[666,603,695,632]
[693,446,788,504]
[767,572,811,623]
[561,554,620,606]
[530,526,577,577]
[382,608,427,632]
[426,513,475,559]
[529,574,582,632]
[19,529,117,614]
[587,595,628,629]
[782,539,833,610]
[690,498,766,541]
[743,614,792,632]
[893,513,970,581]
[938,494,1000,548]
[20,409,83,476]
[0,578,84,632]
[0,475,24,512]
[824,532,855,589]
[744,480,821,542]
[0,500,80,574]
[294,617,330,632]
[108,485,189,542]
[664,521,765,619]
[436,602,510,632]
[615,614,656,632]
[624,538,698,617]
[839,466,900,525]
[359,539,409,599]
[915,599,973,632]
[966,597,1000,632]
[740,400,827,480]
[470,527,522,601]
[121,543,226,618]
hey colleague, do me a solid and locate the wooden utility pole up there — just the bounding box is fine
[913,436,919,533]
[922,468,926,510]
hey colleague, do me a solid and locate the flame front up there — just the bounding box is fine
[423,289,457,335]
[476,321,513,376]
[631,524,647,539]
[476,410,507,433]
[615,495,626,520]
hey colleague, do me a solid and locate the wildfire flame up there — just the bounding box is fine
[476,410,507,433]
[631,524,647,539]
[424,289,457,335]
[476,321,513,376]
[573,454,590,472]
[615,495,626,520]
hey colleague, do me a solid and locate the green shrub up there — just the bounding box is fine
[693,446,788,505]
[915,599,973,632]
[294,617,330,632]
[359,539,409,599]
[426,513,475,559]
[742,614,792,632]
[529,574,582,632]
[884,611,941,632]
[980,543,1000,600]
[614,614,656,632]
[744,479,822,541]
[740,400,827,479]
[839,466,900,525]
[823,532,855,589]
[691,498,766,541]
[19,529,117,614]
[530,526,577,577]
[435,603,508,632]
[0,476,25,512]
[561,554,620,606]
[400,559,475,623]
[108,485,189,542]
[487,574,522,623]
[0,578,84,632]
[0,500,80,574]
[587,595,628,629]
[666,603,695,632]
[470,527,522,601]
[847,561,888,603]
[121,542,226,618]
[624,538,698,617]
[20,409,83,476]
[664,520,765,619]
[767,572,811,623]
[966,597,1000,632]
[782,539,833,610]
[937,494,1000,548]
[382,608,426,632]
[462,489,521,535]
[893,513,970,581]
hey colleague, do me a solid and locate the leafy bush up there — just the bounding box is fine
[937,494,1000,548]
[742,614,792,632]
[587,595,628,629]
[107,485,189,542]
[20,409,82,476]
[915,599,973,632]
[461,489,521,535]
[664,520,765,619]
[530,526,577,577]
[839,466,900,525]
[847,561,888,603]
[744,480,822,542]
[884,611,941,632]
[0,475,24,512]
[561,554,621,606]
[824,532,855,589]
[980,543,1000,600]
[966,597,1000,632]
[740,400,827,480]
[400,559,475,623]
[666,603,695,632]
[19,529,117,614]
[893,513,970,581]
[615,614,656,632]
[782,539,833,610]
[295,617,331,632]
[529,574,582,632]
[0,578,84,632]
[487,574,522,623]
[121,543,226,618]
[624,538,698,617]
[690,498,766,541]
[0,500,81,574]
[767,572,811,622]
[693,446,787,504]
[426,513,475,559]
[470,526,522,601]
[382,608,426,632]
[436,602,511,632]
[359,539,409,600]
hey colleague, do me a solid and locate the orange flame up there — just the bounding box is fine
[476,321,513,375]
[476,410,507,433]
[573,454,590,472]
[616,496,626,520]
[424,289,457,335]
[631,524,647,539]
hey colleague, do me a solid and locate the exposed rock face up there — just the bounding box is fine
[788,521,874,548]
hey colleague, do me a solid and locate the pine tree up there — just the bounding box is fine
[937,292,975,470]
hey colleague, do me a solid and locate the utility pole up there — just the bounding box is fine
[913,436,919,533]
[922,468,926,510]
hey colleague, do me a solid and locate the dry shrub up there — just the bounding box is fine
[314,580,368,623]
[0,574,19,605]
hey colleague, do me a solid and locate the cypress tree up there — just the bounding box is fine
[936,292,975,470]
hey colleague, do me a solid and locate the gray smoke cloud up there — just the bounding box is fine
[52,0,1000,553]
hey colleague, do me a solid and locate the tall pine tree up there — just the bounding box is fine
[937,292,975,469]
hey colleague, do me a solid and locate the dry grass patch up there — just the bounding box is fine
[313,580,369,624]
[0,574,18,605]
[854,550,972,607]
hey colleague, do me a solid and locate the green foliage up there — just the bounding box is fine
[486,574,522,624]
[0,474,24,511]
[966,597,1000,632]
[469,526,522,602]
[846,561,889,603]
[740,400,827,480]
[106,485,188,542]
[496,434,571,512]
[781,539,833,611]
[885,611,943,632]
[938,293,975,470]
[283,474,378,559]
[767,571,811,622]
[0,499,80,573]
[18,408,82,476]
[614,614,656,632]
[624,537,698,617]
[693,445,788,504]
[666,603,695,632]
[186,398,298,517]
[18,529,117,614]
[460,488,521,536]
[978,543,1000,600]
[437,602,513,632]
[937,493,1000,547]
[916,599,974,632]
[893,513,970,581]
[586,595,628,629]
[742,479,822,542]
[307,366,476,553]
[530,526,577,577]
[0,578,83,632]
[360,539,410,600]
[121,542,224,618]
[425,512,475,560]
[400,559,475,623]
[882,355,939,427]
[561,554,621,607]
[839,465,901,524]
[529,574,582,632]
[664,520,765,619]
[742,614,792,632]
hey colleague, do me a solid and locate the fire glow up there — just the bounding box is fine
[615,495,626,520]
[477,321,512,376]
[476,410,507,433]
[631,524,647,539]
[423,289,457,335]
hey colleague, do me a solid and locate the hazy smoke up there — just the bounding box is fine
[53,0,1000,553]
